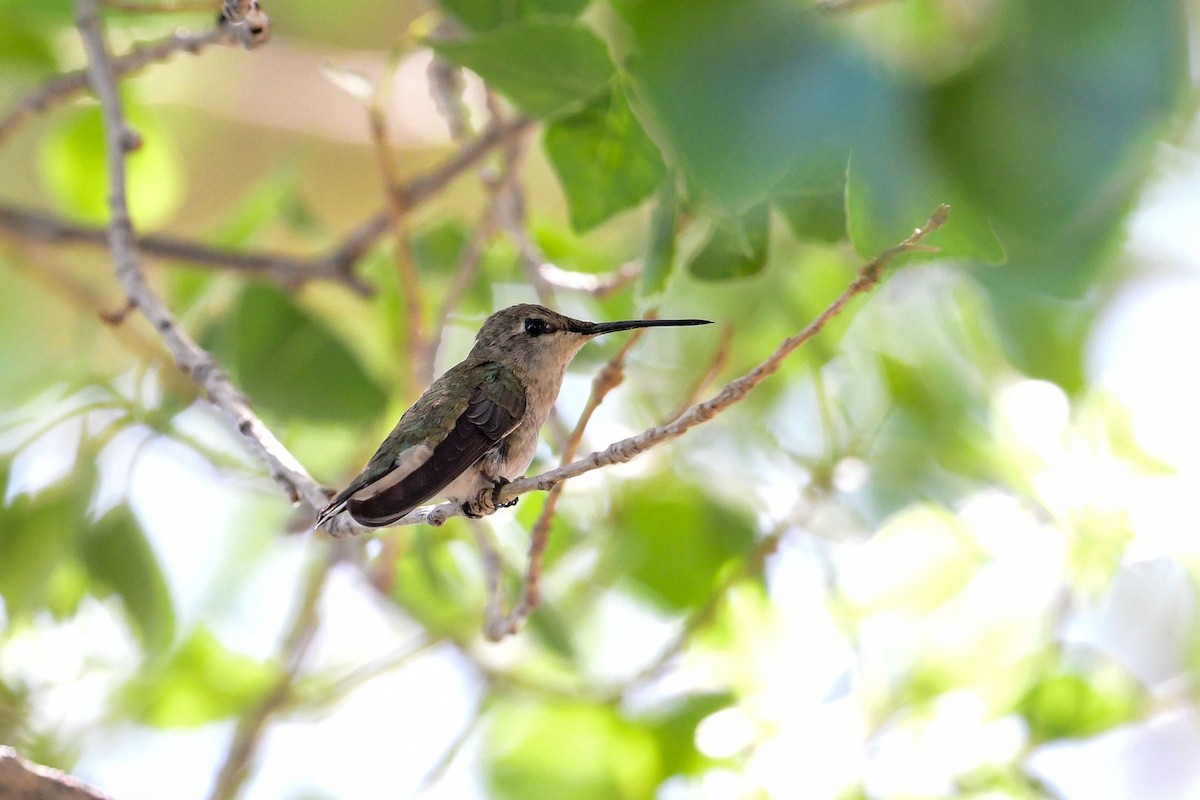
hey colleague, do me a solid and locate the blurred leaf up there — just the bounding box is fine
[391,529,483,638]
[688,204,770,281]
[838,504,979,616]
[643,693,736,778]
[609,482,756,612]
[122,627,282,728]
[845,144,1005,264]
[486,699,660,800]
[81,506,176,654]
[1019,669,1144,744]
[775,193,845,244]
[526,604,578,664]
[772,148,847,243]
[208,284,387,423]
[441,0,591,31]
[613,0,880,214]
[211,169,320,250]
[0,16,57,70]
[431,20,615,117]
[640,178,678,296]
[544,86,666,232]
[973,271,1096,392]
[319,63,375,102]
[929,0,1187,265]
[0,467,83,618]
[39,103,184,227]
[411,219,471,275]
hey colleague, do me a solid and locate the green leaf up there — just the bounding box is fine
[688,204,770,281]
[643,693,736,778]
[846,143,1005,265]
[441,0,591,32]
[390,528,483,638]
[1019,670,1144,744]
[774,193,845,244]
[772,147,848,243]
[609,482,756,612]
[0,16,57,70]
[39,103,184,227]
[612,0,880,213]
[640,178,678,296]
[210,284,388,424]
[544,87,666,232]
[928,0,1187,272]
[431,20,616,117]
[0,467,83,618]
[121,628,282,728]
[81,506,176,655]
[486,699,661,800]
[411,219,471,274]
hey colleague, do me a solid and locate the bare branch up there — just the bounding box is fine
[75,0,328,512]
[0,204,372,295]
[322,204,951,535]
[670,321,734,420]
[368,50,427,399]
[422,128,523,384]
[538,260,641,298]
[207,550,333,800]
[103,0,217,11]
[323,115,535,275]
[0,748,115,800]
[0,26,228,146]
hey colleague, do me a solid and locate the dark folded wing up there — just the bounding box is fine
[345,363,526,527]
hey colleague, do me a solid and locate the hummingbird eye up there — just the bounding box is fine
[523,318,551,336]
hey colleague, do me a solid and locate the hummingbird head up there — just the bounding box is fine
[470,304,712,377]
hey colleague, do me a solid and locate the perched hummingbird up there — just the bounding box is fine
[316,304,711,529]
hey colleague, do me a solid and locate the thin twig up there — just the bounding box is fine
[75,0,328,513]
[368,50,427,399]
[322,115,535,275]
[0,204,372,295]
[482,320,652,640]
[103,0,216,11]
[0,26,228,146]
[498,178,556,306]
[422,132,523,384]
[322,205,950,535]
[538,261,641,298]
[416,692,494,793]
[206,550,334,800]
[296,634,440,711]
[669,321,734,420]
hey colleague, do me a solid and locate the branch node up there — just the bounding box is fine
[100,297,136,325]
[120,125,142,151]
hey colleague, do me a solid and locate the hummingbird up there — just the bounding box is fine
[316,304,711,530]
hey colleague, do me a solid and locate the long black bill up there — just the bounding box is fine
[570,317,712,336]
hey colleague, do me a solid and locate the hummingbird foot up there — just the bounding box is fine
[461,477,517,518]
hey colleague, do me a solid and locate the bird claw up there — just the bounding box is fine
[461,477,516,518]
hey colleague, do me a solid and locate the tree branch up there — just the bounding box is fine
[368,49,428,399]
[206,548,333,800]
[0,748,115,800]
[321,115,535,275]
[321,204,951,536]
[0,203,372,294]
[0,26,230,146]
[75,0,328,512]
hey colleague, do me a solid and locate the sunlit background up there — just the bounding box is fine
[1,0,1200,798]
